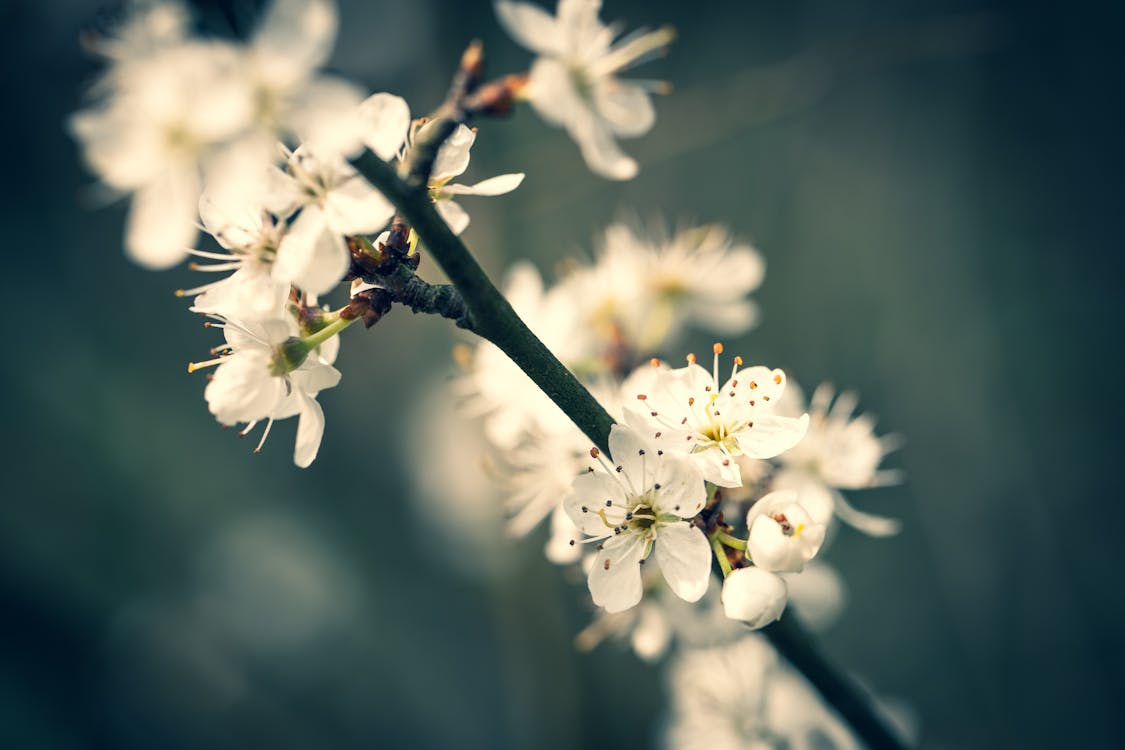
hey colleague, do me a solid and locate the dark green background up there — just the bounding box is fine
[2,0,1121,747]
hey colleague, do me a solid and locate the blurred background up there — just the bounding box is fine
[2,0,1122,747]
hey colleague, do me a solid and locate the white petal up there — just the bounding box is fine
[607,422,651,484]
[526,58,579,128]
[287,76,367,157]
[293,389,325,468]
[494,0,562,55]
[654,523,711,603]
[566,104,638,180]
[748,515,806,573]
[833,490,902,537]
[323,175,395,234]
[589,535,646,613]
[651,454,707,518]
[735,414,810,460]
[359,92,411,160]
[721,567,787,629]
[442,173,525,196]
[125,168,200,269]
[630,605,672,662]
[273,206,349,295]
[290,360,342,395]
[593,80,655,137]
[566,470,628,535]
[691,448,744,489]
[435,199,470,235]
[430,123,476,182]
[252,0,338,83]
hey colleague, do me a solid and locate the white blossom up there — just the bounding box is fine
[666,636,862,750]
[193,315,341,467]
[496,0,673,180]
[745,491,826,573]
[358,102,525,235]
[266,145,395,296]
[70,37,254,268]
[720,566,788,629]
[565,424,710,613]
[567,223,765,353]
[624,349,809,487]
[425,123,525,235]
[772,382,902,536]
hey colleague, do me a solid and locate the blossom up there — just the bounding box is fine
[720,566,787,629]
[425,123,525,234]
[564,424,710,613]
[265,144,395,295]
[624,347,809,487]
[496,0,673,180]
[563,222,766,353]
[666,636,862,750]
[745,491,826,573]
[772,382,902,536]
[182,192,292,321]
[70,36,254,268]
[357,99,525,234]
[191,315,341,467]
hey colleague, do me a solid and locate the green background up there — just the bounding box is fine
[1,0,1122,747]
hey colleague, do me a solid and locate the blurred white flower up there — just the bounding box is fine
[194,315,341,467]
[720,566,787,629]
[70,38,254,268]
[624,350,809,487]
[565,424,709,613]
[266,144,395,295]
[569,224,765,353]
[745,491,826,573]
[772,382,903,537]
[666,636,862,750]
[496,0,673,179]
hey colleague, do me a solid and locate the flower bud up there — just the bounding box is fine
[721,567,787,629]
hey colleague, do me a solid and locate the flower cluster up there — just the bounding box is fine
[448,219,900,647]
[70,1,907,745]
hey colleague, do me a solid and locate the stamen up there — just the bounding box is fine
[253,417,275,454]
[712,342,723,387]
[187,356,226,373]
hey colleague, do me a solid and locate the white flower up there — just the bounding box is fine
[70,37,254,268]
[183,192,292,321]
[720,566,787,629]
[242,0,366,157]
[564,424,710,613]
[357,99,525,235]
[563,223,765,353]
[623,348,809,487]
[666,636,862,750]
[193,315,341,467]
[266,144,395,295]
[425,123,524,235]
[745,491,826,573]
[772,382,902,537]
[496,0,673,180]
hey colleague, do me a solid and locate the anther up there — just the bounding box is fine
[686,353,696,364]
[637,394,647,401]
[651,358,660,367]
[590,447,600,458]
[713,342,723,354]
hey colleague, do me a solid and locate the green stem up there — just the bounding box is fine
[716,531,748,550]
[301,315,355,350]
[709,535,733,577]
